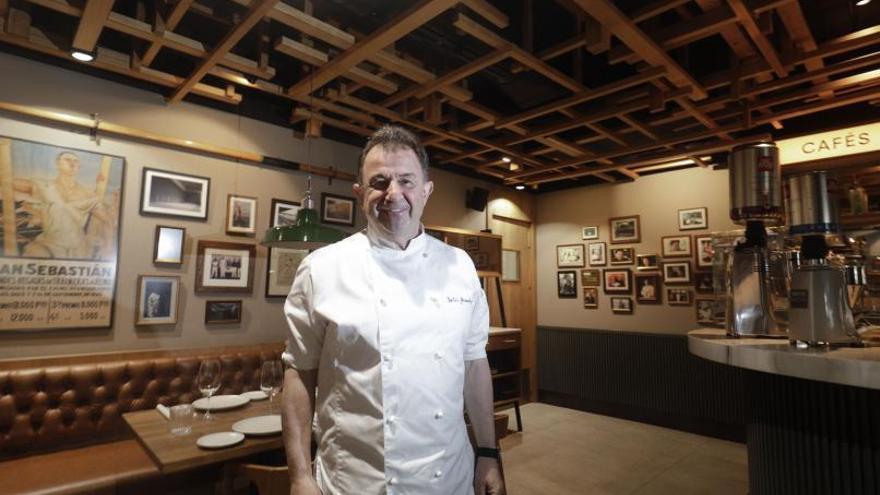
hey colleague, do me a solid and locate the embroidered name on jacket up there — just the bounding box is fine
[447,296,473,304]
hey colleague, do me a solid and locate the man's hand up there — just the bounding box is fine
[290,475,322,495]
[474,457,505,495]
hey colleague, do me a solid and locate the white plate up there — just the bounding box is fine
[192,394,250,411]
[232,415,282,436]
[240,390,268,401]
[197,431,244,449]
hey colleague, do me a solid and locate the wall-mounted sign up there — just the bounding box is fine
[777,122,878,165]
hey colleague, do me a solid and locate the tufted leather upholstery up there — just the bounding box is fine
[0,343,283,460]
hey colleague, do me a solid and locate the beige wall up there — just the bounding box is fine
[536,167,739,334]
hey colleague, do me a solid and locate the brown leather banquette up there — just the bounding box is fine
[0,342,283,495]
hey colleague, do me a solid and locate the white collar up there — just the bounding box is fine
[365,223,427,254]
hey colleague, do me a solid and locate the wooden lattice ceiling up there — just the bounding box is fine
[0,0,878,191]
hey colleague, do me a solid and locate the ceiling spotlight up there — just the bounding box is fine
[515,185,525,190]
[502,156,511,163]
[70,49,95,62]
[855,0,871,6]
[509,162,520,171]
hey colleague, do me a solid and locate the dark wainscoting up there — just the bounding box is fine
[537,326,747,442]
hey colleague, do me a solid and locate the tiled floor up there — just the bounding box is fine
[499,403,748,495]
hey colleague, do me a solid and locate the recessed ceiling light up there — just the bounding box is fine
[502,156,511,163]
[855,0,871,6]
[71,49,95,62]
[509,162,520,171]
[515,185,525,190]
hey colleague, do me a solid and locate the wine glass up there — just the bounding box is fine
[197,359,221,421]
[260,360,283,411]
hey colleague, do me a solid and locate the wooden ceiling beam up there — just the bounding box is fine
[292,108,373,136]
[537,33,587,61]
[71,0,116,53]
[461,0,509,28]
[630,0,692,23]
[726,0,787,78]
[617,114,658,141]
[776,1,826,95]
[168,0,279,103]
[141,0,195,67]
[288,0,457,97]
[274,37,398,94]
[585,122,629,147]
[571,0,708,99]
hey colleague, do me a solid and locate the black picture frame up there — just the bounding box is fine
[140,167,210,220]
[270,198,301,228]
[321,192,355,226]
[205,300,242,324]
[634,273,662,304]
[557,270,577,298]
[195,240,256,293]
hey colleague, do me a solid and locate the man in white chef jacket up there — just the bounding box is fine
[281,125,505,495]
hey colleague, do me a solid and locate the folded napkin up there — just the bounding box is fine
[156,404,170,420]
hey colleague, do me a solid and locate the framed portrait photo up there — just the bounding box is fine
[581,269,600,287]
[557,271,577,298]
[679,207,708,231]
[663,261,691,285]
[667,288,693,306]
[270,198,301,228]
[611,297,633,314]
[695,272,714,294]
[609,247,635,265]
[696,298,716,324]
[695,236,714,268]
[226,195,258,235]
[205,300,242,324]
[603,268,632,294]
[583,287,599,309]
[140,167,209,220]
[266,247,308,298]
[153,226,185,266]
[634,273,662,304]
[588,242,607,267]
[582,226,599,240]
[609,215,640,244]
[321,193,355,226]
[636,254,659,271]
[195,240,256,293]
[557,244,585,268]
[135,275,180,326]
[661,235,692,258]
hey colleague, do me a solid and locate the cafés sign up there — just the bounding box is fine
[777,122,878,164]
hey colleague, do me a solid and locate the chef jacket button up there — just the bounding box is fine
[422,252,428,258]
[386,416,395,425]
[379,298,387,307]
[434,411,444,419]
[388,477,398,486]
[434,351,443,359]
[434,470,442,478]
[383,354,391,362]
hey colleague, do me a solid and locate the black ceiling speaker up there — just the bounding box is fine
[466,187,490,212]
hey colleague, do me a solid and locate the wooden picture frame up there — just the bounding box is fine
[153,225,185,266]
[135,275,180,326]
[583,287,599,309]
[140,167,209,220]
[226,194,258,235]
[679,207,708,230]
[557,244,586,268]
[634,273,662,304]
[609,247,635,265]
[611,297,634,314]
[265,247,308,298]
[321,192,355,226]
[695,236,714,268]
[588,241,607,267]
[663,261,691,285]
[661,235,692,258]
[609,215,640,244]
[205,300,242,324]
[603,268,632,294]
[582,226,599,240]
[694,272,714,294]
[270,198,301,228]
[580,269,600,287]
[696,298,716,324]
[636,254,659,271]
[557,271,577,298]
[195,240,256,293]
[667,288,693,306]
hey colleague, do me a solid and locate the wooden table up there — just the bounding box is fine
[123,399,283,474]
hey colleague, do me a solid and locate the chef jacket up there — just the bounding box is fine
[282,229,489,495]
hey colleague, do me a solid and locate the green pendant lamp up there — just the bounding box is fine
[263,177,348,249]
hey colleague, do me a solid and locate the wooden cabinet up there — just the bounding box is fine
[488,327,524,431]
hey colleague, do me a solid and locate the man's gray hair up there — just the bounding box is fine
[358,125,429,182]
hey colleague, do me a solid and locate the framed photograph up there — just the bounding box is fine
[603,269,632,294]
[502,249,520,282]
[609,247,635,265]
[226,195,257,235]
[583,287,599,309]
[609,215,640,244]
[611,297,633,314]
[205,300,242,324]
[582,226,599,240]
[696,298,715,324]
[679,207,708,231]
[195,240,256,293]
[135,275,180,326]
[636,254,659,271]
[581,269,600,287]
[266,247,308,297]
[661,235,692,258]
[270,198,301,227]
[695,236,714,268]
[588,242,607,267]
[557,244,585,268]
[465,236,480,251]
[0,137,125,331]
[667,288,693,306]
[557,271,577,298]
[140,167,209,220]
[694,272,714,294]
[663,261,691,285]
[635,273,662,304]
[153,226,185,266]
[473,252,489,270]
[321,192,355,226]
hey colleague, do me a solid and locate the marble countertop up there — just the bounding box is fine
[688,328,880,390]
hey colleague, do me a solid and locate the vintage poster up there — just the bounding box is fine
[0,137,124,330]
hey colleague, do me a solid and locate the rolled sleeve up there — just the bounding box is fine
[282,258,324,370]
[464,284,489,361]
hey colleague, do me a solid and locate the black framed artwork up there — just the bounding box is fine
[321,193,355,226]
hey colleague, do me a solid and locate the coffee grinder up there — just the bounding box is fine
[726,142,787,337]
[786,171,859,346]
